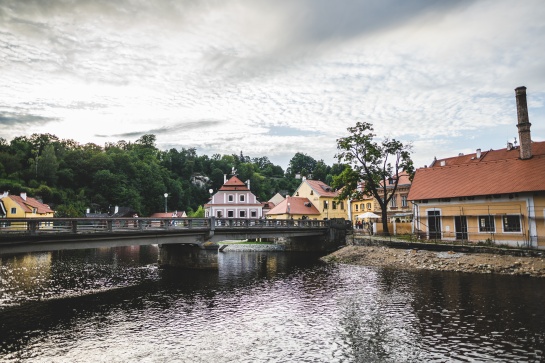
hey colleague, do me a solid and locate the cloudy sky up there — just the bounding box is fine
[1,0,544,169]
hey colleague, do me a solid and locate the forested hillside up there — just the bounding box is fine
[0,133,346,217]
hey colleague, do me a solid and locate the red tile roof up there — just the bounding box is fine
[149,211,187,218]
[219,176,250,191]
[303,180,339,197]
[408,141,545,200]
[6,195,54,214]
[266,197,320,216]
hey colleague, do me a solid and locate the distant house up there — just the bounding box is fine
[204,175,263,219]
[149,211,187,218]
[293,179,348,220]
[149,211,188,227]
[408,87,545,248]
[0,192,54,230]
[266,196,321,220]
[0,192,54,219]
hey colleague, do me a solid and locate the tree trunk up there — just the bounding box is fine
[381,209,390,236]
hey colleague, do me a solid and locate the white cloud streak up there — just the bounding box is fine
[0,0,544,169]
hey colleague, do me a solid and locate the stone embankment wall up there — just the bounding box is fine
[323,237,545,277]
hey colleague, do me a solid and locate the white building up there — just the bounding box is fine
[204,175,263,219]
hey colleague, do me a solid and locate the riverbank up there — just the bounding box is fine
[322,245,545,277]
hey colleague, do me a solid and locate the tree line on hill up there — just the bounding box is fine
[0,133,348,217]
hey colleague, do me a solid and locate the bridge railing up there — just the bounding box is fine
[213,218,328,228]
[0,217,329,236]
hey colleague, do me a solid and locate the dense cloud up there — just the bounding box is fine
[0,0,544,168]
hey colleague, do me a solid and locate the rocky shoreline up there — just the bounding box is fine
[322,245,545,278]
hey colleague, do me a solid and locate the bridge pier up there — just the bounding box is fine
[158,242,219,269]
[276,218,348,251]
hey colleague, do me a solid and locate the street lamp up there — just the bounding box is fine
[287,202,291,220]
[164,193,168,213]
[325,200,329,220]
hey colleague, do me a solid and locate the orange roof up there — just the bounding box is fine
[408,141,545,200]
[6,195,54,214]
[149,211,187,218]
[303,180,339,197]
[266,197,320,216]
[219,175,250,191]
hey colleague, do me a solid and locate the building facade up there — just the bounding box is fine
[293,179,348,220]
[204,175,263,219]
[408,87,545,248]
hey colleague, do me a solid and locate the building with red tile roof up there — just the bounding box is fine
[408,87,545,248]
[0,192,54,218]
[266,196,321,220]
[204,175,263,219]
[293,178,348,220]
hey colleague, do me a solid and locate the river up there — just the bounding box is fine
[1,245,544,362]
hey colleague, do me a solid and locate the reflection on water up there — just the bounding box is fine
[1,246,545,362]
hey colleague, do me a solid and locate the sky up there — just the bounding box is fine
[1,0,544,170]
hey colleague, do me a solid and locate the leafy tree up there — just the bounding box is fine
[333,122,414,235]
[286,152,317,178]
[312,160,330,182]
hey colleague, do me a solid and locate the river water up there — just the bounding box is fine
[1,245,544,362]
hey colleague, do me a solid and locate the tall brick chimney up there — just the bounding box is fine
[515,86,532,159]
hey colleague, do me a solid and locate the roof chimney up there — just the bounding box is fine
[20,192,27,201]
[515,86,532,159]
[476,149,481,159]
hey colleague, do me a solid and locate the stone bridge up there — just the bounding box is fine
[0,217,350,268]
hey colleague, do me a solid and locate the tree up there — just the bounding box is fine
[333,122,414,235]
[286,152,317,178]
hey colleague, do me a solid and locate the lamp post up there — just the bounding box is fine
[164,193,168,213]
[287,202,291,220]
[325,200,329,220]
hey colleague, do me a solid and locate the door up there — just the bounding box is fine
[427,210,441,240]
[455,216,468,240]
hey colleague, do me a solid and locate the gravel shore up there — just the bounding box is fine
[322,245,545,278]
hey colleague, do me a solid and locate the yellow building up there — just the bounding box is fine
[0,192,54,229]
[350,172,412,227]
[0,192,54,218]
[409,88,545,248]
[293,179,348,220]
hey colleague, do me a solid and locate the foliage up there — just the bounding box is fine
[0,132,354,218]
[333,122,414,235]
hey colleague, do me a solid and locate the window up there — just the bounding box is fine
[390,197,397,208]
[227,210,234,217]
[11,207,16,214]
[239,210,246,218]
[366,203,371,210]
[323,201,328,209]
[240,195,245,202]
[216,211,222,218]
[355,204,359,211]
[332,201,337,210]
[479,215,495,232]
[32,208,37,214]
[401,195,408,207]
[228,195,234,202]
[503,215,521,232]
[251,210,257,218]
[340,202,344,210]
